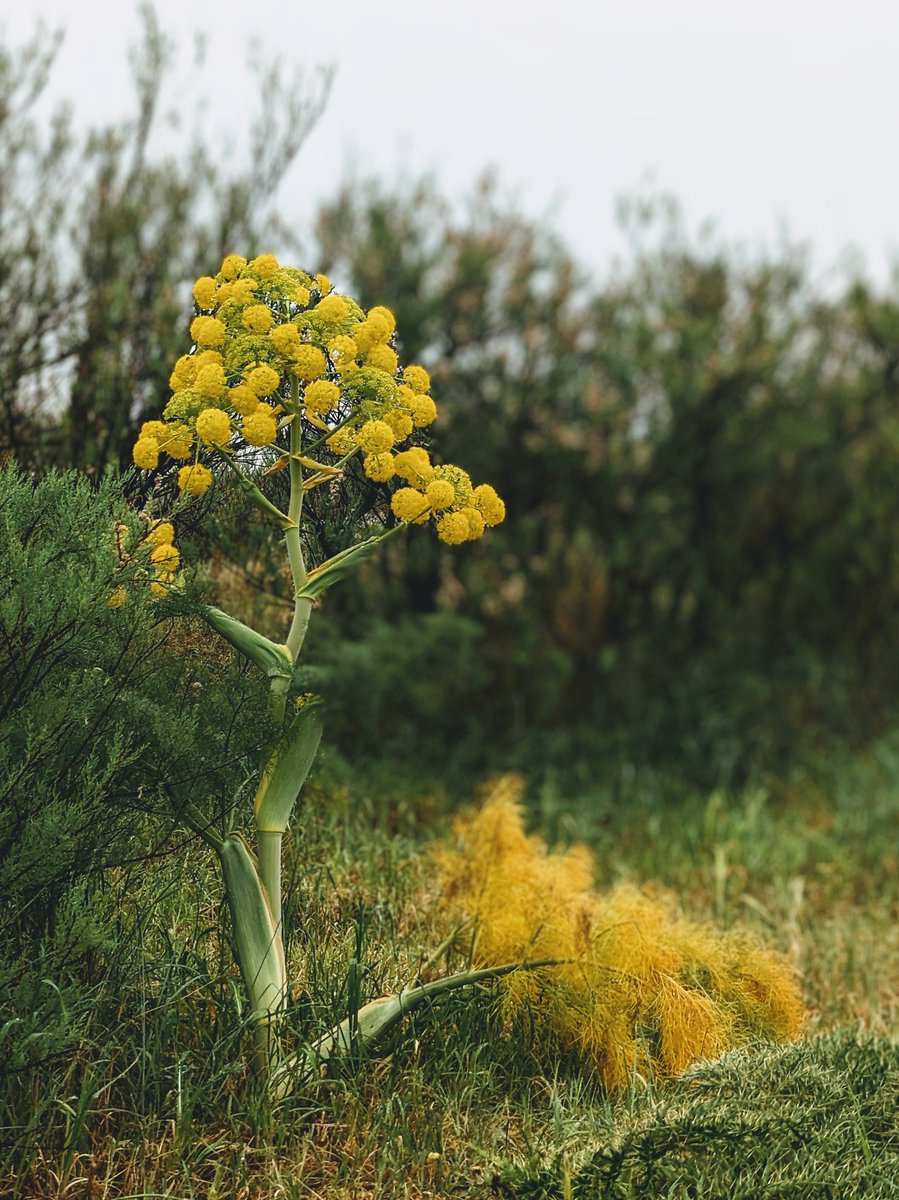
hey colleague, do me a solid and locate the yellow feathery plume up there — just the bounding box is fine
[435,775,804,1090]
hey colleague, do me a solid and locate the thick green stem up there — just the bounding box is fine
[283,385,312,661]
[285,596,312,660]
[259,378,309,924]
[216,833,286,1078]
[268,675,290,723]
[258,830,283,935]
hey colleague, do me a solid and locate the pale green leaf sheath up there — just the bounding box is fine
[217,833,286,1071]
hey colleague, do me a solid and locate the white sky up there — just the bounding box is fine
[5,0,899,286]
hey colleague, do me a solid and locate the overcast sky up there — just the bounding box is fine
[6,0,898,286]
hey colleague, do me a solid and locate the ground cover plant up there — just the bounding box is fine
[436,777,802,1090]
[503,1029,899,1198]
[1,738,896,1197]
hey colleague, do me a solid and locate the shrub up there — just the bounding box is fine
[0,466,271,914]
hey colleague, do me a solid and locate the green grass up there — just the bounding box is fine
[1,739,897,1198]
[502,1030,899,1198]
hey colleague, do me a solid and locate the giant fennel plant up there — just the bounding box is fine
[129,253,515,1086]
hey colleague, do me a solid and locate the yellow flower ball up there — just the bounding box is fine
[459,505,486,540]
[147,522,174,547]
[150,572,176,598]
[304,379,339,417]
[220,254,247,280]
[193,276,218,309]
[195,408,232,445]
[161,423,193,459]
[291,284,311,307]
[242,406,278,446]
[229,278,259,305]
[107,586,127,609]
[434,464,473,504]
[393,447,433,487]
[292,345,326,382]
[365,311,392,344]
[357,419,395,455]
[151,543,180,570]
[169,355,197,391]
[195,363,227,399]
[366,344,398,374]
[384,410,414,440]
[242,304,274,333]
[177,463,213,495]
[133,437,159,469]
[327,427,357,454]
[473,483,506,526]
[194,350,223,369]
[391,487,430,522]
[437,512,471,545]
[315,294,349,323]
[269,323,302,356]
[249,254,279,279]
[402,364,430,394]
[140,420,168,442]
[409,394,438,428]
[314,272,331,294]
[245,364,281,396]
[363,452,395,482]
[190,316,226,348]
[368,305,396,335]
[328,335,357,361]
[351,322,376,356]
[228,384,259,416]
[425,479,456,511]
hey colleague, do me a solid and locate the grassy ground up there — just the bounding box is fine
[2,740,897,1199]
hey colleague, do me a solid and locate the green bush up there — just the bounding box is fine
[0,466,272,916]
[306,611,491,782]
[0,466,275,1079]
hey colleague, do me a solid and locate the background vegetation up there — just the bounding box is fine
[8,16,899,784]
[1,12,896,1199]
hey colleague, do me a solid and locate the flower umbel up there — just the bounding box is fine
[131,255,505,546]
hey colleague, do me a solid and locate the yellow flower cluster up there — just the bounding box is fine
[391,461,505,544]
[132,255,505,543]
[147,520,181,596]
[107,520,183,606]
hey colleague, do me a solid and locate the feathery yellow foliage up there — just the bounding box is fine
[434,775,804,1090]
